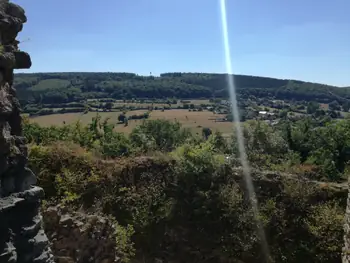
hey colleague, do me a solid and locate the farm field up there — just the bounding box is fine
[29,109,234,136]
[112,100,211,110]
[85,99,212,109]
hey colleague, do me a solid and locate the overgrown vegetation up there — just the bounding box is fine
[25,114,350,182]
[24,114,348,263]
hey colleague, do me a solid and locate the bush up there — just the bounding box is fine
[128,112,150,120]
[24,114,131,158]
[130,119,192,152]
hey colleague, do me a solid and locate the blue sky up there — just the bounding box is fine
[14,0,350,86]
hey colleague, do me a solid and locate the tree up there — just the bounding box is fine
[282,118,315,163]
[279,110,288,119]
[124,117,129,127]
[314,109,325,118]
[329,110,338,119]
[306,101,319,114]
[329,100,341,111]
[202,127,212,140]
[130,119,192,151]
[226,114,233,122]
[105,102,113,110]
[118,113,126,123]
[343,101,350,112]
[311,120,350,178]
[84,104,90,114]
[208,131,227,152]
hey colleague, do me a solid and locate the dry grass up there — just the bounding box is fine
[30,110,234,136]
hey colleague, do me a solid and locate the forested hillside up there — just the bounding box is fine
[14,72,350,105]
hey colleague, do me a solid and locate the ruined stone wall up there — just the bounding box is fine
[343,180,350,263]
[0,1,54,262]
[43,206,118,263]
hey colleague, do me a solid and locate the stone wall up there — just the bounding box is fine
[343,180,350,263]
[43,206,118,263]
[0,1,54,262]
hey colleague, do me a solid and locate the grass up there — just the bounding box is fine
[29,109,234,136]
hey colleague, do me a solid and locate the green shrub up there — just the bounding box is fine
[130,119,192,152]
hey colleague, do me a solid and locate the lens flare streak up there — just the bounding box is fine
[218,0,271,261]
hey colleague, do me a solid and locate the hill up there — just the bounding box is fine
[14,72,350,106]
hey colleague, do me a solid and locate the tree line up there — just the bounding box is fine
[15,72,350,106]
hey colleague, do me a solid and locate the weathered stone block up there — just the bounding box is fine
[15,167,37,192]
[43,206,118,263]
[0,84,12,115]
[6,3,26,23]
[14,186,45,203]
[0,122,11,155]
[0,195,22,212]
[0,52,15,68]
[33,249,55,263]
[14,51,31,69]
[1,174,15,195]
[21,214,42,238]
[0,242,17,263]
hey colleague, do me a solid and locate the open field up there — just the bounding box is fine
[29,109,234,136]
[88,99,213,109]
[87,99,211,104]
